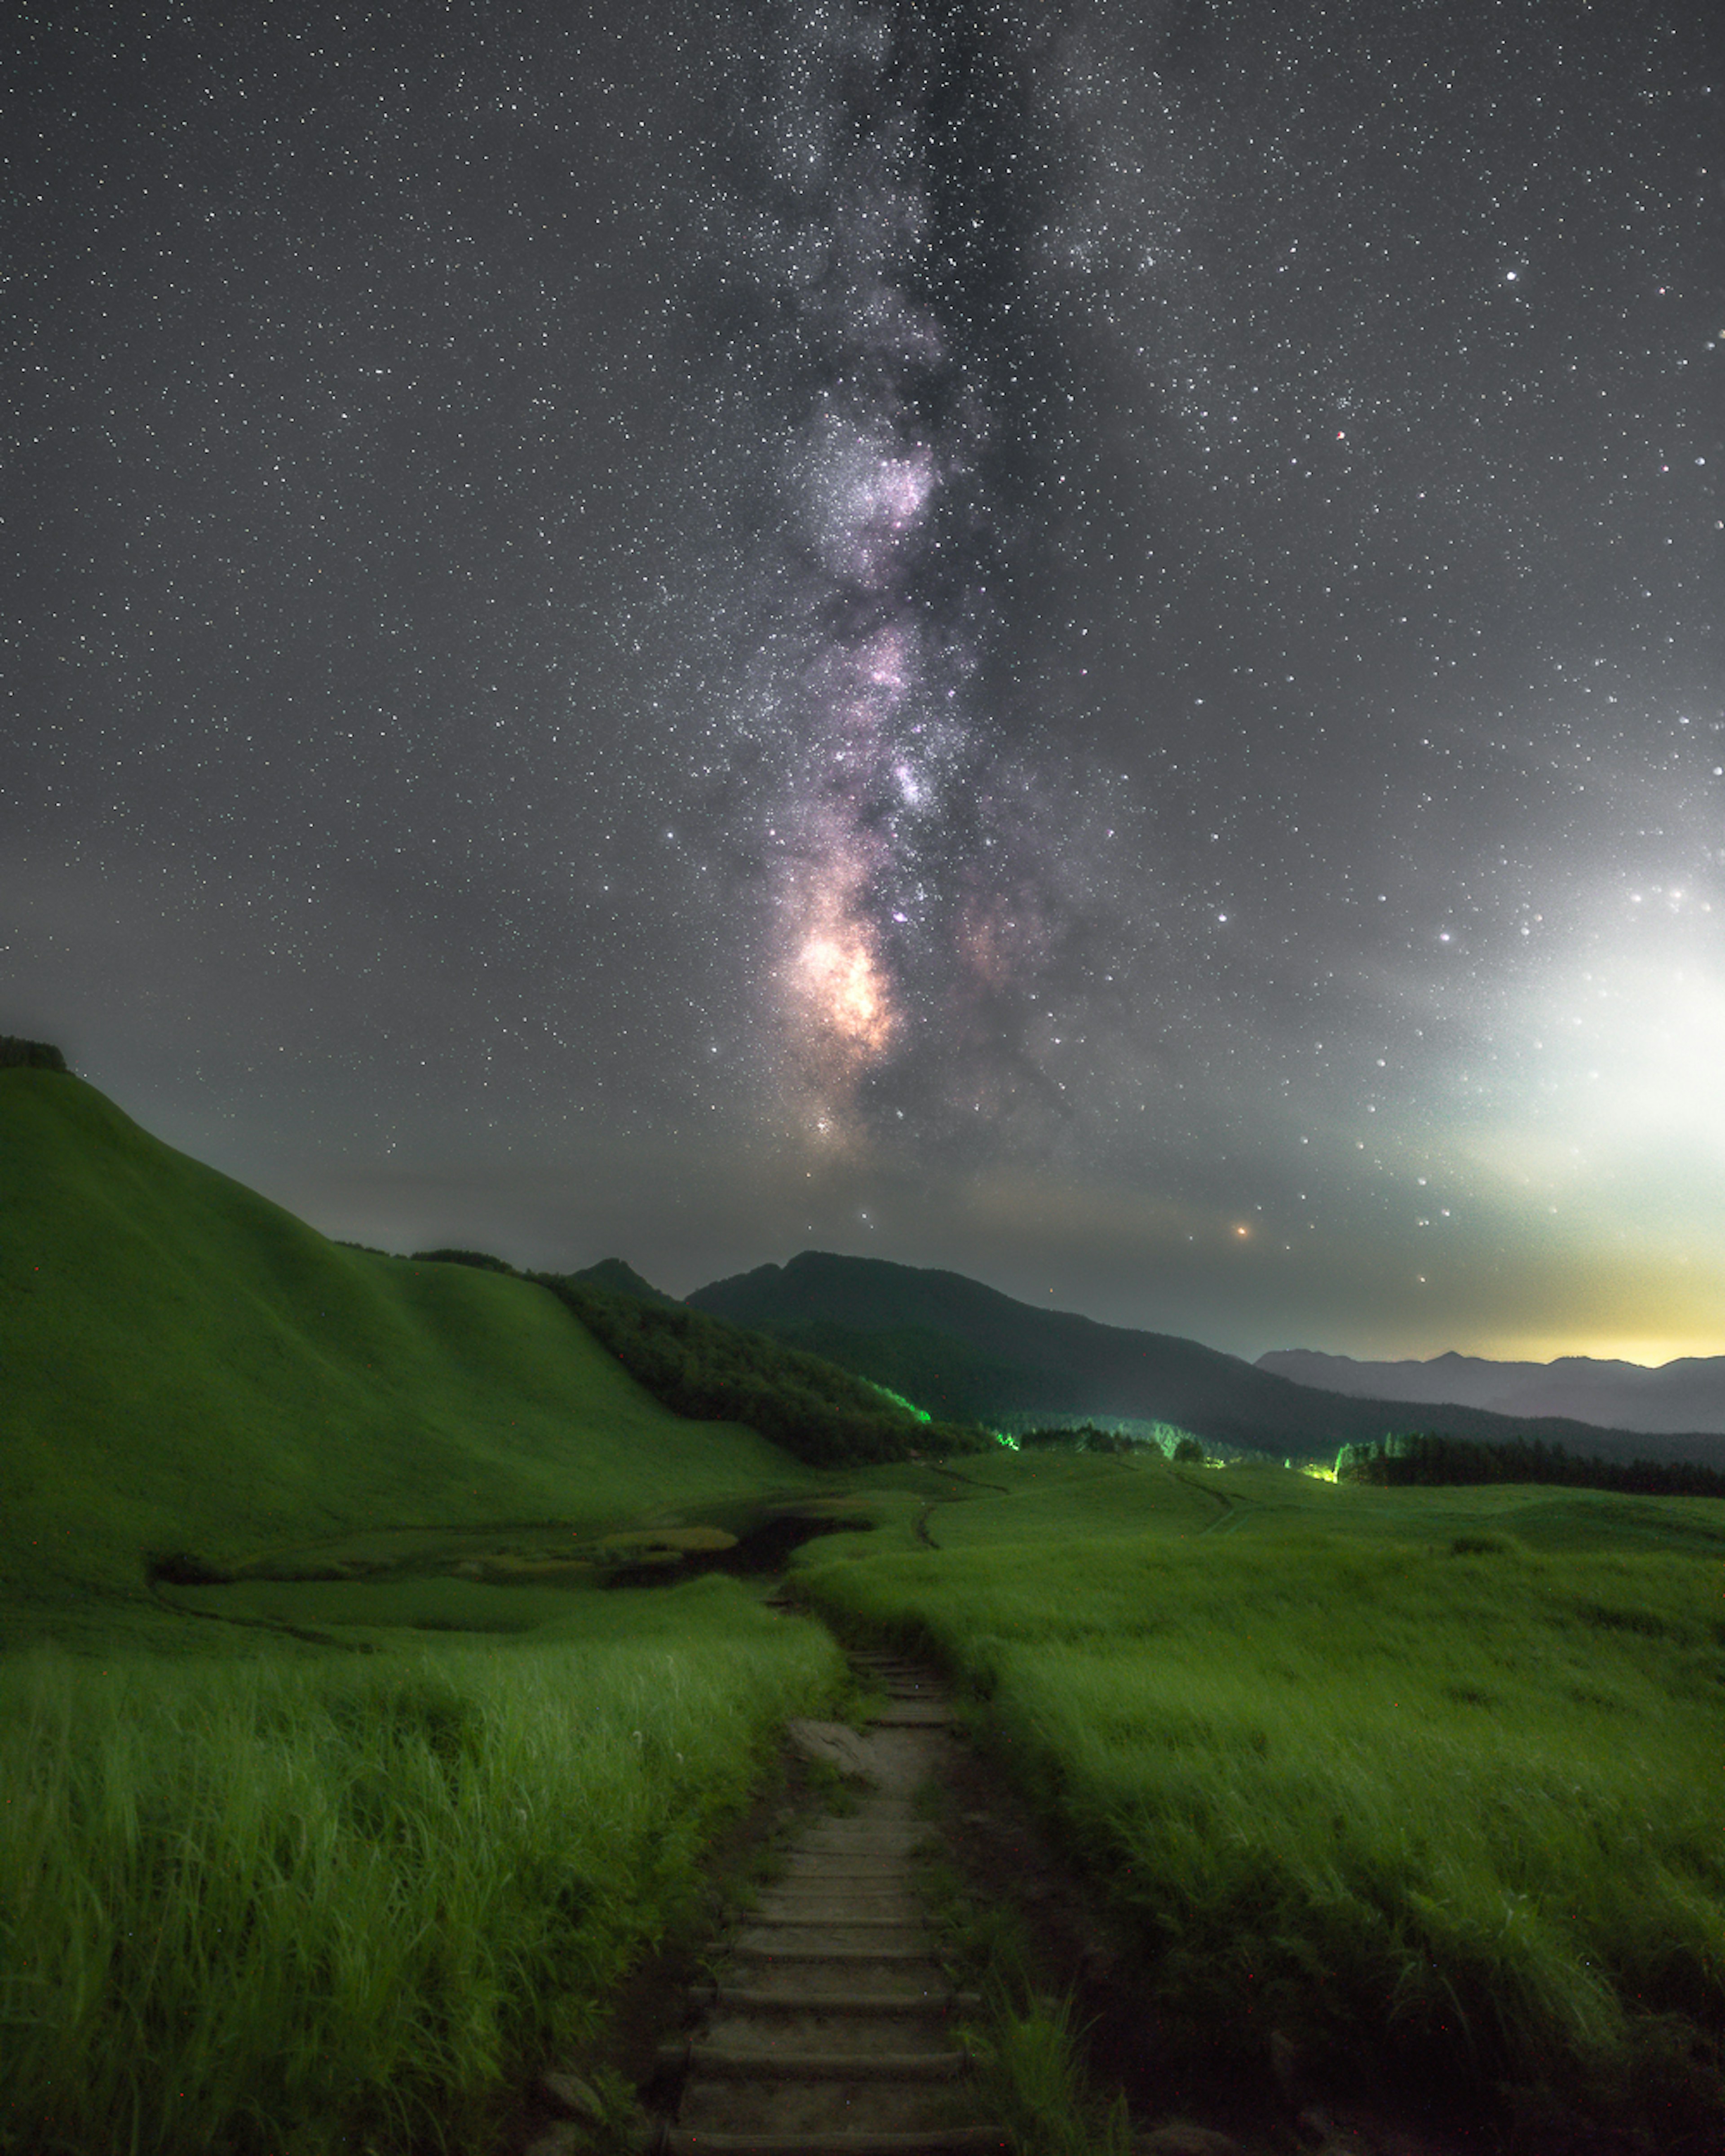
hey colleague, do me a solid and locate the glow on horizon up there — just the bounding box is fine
[1269,1312,1725,1367]
[1461,1332,1725,1370]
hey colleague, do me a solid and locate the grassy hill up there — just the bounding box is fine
[0,1069,814,1646]
[688,1249,1725,1467]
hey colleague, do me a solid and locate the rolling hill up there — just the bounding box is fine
[0,1068,812,1644]
[686,1250,1725,1468]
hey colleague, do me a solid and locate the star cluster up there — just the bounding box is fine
[3,0,1720,1355]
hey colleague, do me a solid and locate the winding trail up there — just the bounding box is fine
[629,1649,1007,2156]
[1172,1470,1261,1537]
[913,1460,1010,1549]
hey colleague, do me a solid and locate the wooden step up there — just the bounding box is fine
[796,1825,929,1843]
[657,2042,965,2081]
[724,1942,942,1965]
[779,1857,914,1878]
[734,1929,932,1957]
[632,2127,1008,2154]
[755,1891,922,1913]
[741,1911,928,1930]
[690,1987,981,2015]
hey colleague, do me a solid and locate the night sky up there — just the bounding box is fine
[6,0,1721,1362]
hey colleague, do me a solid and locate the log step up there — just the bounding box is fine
[725,1943,941,1964]
[792,1834,933,1853]
[690,1988,982,2015]
[657,2042,965,2081]
[632,2127,1008,2154]
[742,1923,931,1940]
[758,1886,919,1901]
[771,1856,918,1870]
[755,1896,921,1916]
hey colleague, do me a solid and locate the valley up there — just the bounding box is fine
[3,1063,1723,2154]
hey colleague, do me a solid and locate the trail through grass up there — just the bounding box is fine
[800,1452,1725,2137]
[0,1577,841,2156]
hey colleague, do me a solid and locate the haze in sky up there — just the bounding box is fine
[5,0,1721,1361]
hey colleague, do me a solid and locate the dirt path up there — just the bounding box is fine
[1170,1470,1262,1537]
[519,1616,1482,2156]
[628,1648,1007,2155]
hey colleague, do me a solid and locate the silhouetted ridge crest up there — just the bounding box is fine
[0,1035,69,1072]
[1261,1344,1725,1437]
[688,1250,1725,1467]
[567,1257,681,1307]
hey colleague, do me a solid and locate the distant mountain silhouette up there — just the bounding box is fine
[567,1257,681,1307]
[1257,1347,1725,1437]
[686,1251,1725,1467]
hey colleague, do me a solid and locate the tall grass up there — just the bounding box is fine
[801,1527,1725,2131]
[921,1854,1129,2156]
[0,1579,840,2156]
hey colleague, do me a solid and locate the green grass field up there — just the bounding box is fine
[0,1069,821,1648]
[0,1576,843,2156]
[9,1068,1725,2150]
[0,1069,876,2153]
[799,1449,1725,2141]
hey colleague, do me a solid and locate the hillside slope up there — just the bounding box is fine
[0,1071,805,1638]
[688,1250,1725,1467]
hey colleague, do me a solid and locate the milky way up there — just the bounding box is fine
[707,1,1074,1136]
[4,0,1721,1356]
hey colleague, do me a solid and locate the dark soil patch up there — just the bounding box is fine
[602,1510,871,1587]
[930,1725,1625,2156]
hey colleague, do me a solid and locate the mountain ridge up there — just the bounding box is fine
[688,1250,1725,1466]
[1257,1346,1725,1436]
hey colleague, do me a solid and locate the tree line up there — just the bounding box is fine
[1335,1430,1725,1500]
[532,1273,994,1469]
[1016,1422,1208,1461]
[0,1036,68,1071]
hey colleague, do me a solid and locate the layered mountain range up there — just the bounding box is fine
[686,1251,1725,1468]
[1257,1348,1725,1437]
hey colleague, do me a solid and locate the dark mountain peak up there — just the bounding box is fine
[699,1249,1230,1367]
[688,1252,1718,1465]
[568,1257,680,1308]
[778,1248,1019,1306]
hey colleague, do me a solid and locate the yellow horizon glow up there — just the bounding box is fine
[1456,1332,1725,1369]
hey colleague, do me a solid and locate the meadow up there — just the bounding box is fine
[798,1450,1725,2142]
[9,1064,1725,2151]
[0,1575,843,2156]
